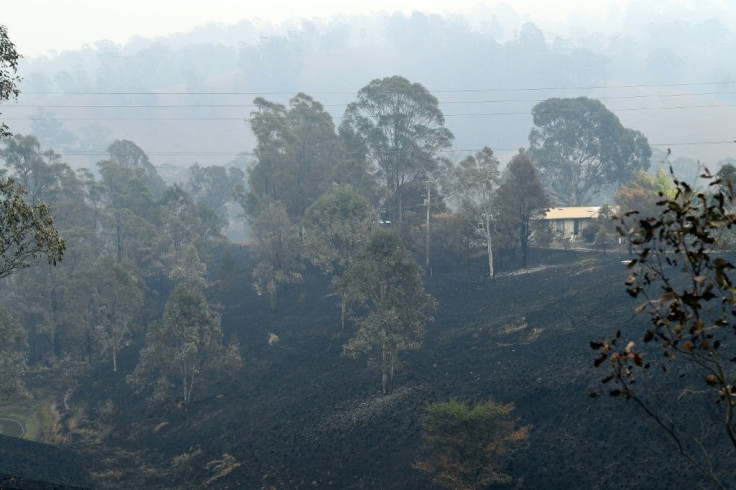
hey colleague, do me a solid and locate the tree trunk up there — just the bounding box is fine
[269,276,277,312]
[486,217,494,278]
[425,180,431,269]
[398,191,403,237]
[520,217,529,266]
[382,343,391,394]
[340,300,346,333]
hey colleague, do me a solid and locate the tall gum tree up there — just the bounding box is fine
[250,199,303,311]
[246,94,345,219]
[342,76,453,235]
[303,185,374,330]
[128,246,226,411]
[90,257,143,372]
[529,97,651,206]
[340,230,437,394]
[0,27,64,377]
[495,152,550,266]
[449,147,501,278]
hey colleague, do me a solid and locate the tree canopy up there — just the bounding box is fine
[128,247,225,409]
[0,24,21,140]
[340,229,436,393]
[246,93,368,219]
[449,147,501,278]
[529,97,651,206]
[342,76,453,233]
[495,152,550,266]
[0,177,65,280]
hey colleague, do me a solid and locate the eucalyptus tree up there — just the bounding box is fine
[89,258,143,372]
[128,246,226,411]
[250,199,303,311]
[0,310,28,396]
[246,93,342,219]
[615,169,676,225]
[187,163,245,223]
[106,139,167,199]
[340,230,436,394]
[153,185,225,277]
[342,76,453,234]
[0,24,21,139]
[449,147,501,278]
[0,176,65,280]
[529,97,651,206]
[716,162,736,195]
[495,152,550,266]
[0,135,67,205]
[303,185,374,330]
[97,158,157,264]
[0,175,65,363]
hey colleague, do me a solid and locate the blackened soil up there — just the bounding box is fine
[0,434,91,488]
[57,248,723,488]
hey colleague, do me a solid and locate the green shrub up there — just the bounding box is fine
[415,399,530,489]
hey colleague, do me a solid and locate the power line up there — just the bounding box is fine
[4,102,736,122]
[18,80,736,97]
[42,140,736,160]
[8,90,736,110]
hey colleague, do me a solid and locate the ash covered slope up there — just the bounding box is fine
[0,434,91,489]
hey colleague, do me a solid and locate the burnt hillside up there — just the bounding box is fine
[28,246,717,489]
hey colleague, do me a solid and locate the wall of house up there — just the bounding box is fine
[550,218,594,239]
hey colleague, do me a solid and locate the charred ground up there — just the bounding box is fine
[3,246,714,488]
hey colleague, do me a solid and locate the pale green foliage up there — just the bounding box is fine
[716,163,736,196]
[169,244,208,291]
[90,258,143,372]
[187,163,245,223]
[342,76,453,231]
[303,185,374,275]
[0,309,28,396]
[0,135,67,205]
[304,186,374,329]
[340,230,436,393]
[415,399,530,489]
[0,176,65,280]
[0,24,21,139]
[449,147,501,278]
[96,159,157,264]
[106,139,167,199]
[128,285,225,407]
[154,185,225,276]
[529,97,651,206]
[615,168,677,224]
[246,94,346,219]
[250,200,302,310]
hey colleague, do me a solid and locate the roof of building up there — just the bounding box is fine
[543,206,601,220]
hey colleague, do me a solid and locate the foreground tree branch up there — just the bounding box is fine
[591,166,736,485]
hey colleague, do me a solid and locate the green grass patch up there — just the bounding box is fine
[0,404,48,441]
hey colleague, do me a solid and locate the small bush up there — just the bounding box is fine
[415,399,530,489]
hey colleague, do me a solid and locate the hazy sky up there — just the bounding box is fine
[5,0,634,57]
